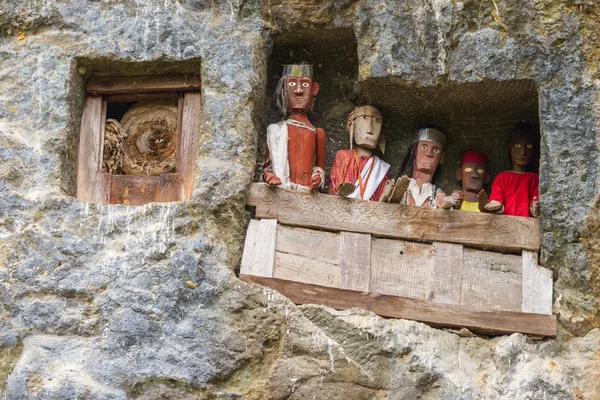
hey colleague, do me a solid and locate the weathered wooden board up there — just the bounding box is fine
[239,275,557,337]
[274,252,340,288]
[428,242,463,305]
[77,96,110,203]
[109,175,161,205]
[276,225,340,265]
[247,183,540,252]
[273,226,341,288]
[460,249,522,312]
[371,238,431,299]
[240,219,277,278]
[340,232,371,292]
[87,75,200,95]
[105,92,181,103]
[178,93,201,200]
[522,250,553,315]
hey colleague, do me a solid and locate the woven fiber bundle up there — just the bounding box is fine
[103,118,126,174]
[121,101,178,176]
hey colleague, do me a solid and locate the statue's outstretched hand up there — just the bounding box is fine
[442,191,463,209]
[310,174,321,191]
[478,189,489,212]
[530,196,539,218]
[388,175,410,203]
[485,200,503,213]
[264,172,281,186]
[380,179,395,202]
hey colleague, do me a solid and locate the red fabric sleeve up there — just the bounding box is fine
[328,152,344,195]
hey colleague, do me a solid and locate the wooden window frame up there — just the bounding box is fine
[76,74,201,205]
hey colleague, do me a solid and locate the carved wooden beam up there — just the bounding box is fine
[246,183,540,252]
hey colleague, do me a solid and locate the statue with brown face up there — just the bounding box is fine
[479,123,539,217]
[387,127,462,209]
[328,106,390,201]
[262,65,326,192]
[455,150,490,212]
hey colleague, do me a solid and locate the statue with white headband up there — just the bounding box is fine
[262,64,326,192]
[328,106,391,201]
[388,127,463,209]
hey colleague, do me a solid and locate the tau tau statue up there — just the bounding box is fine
[455,150,490,212]
[328,106,391,201]
[387,127,462,209]
[262,64,326,192]
[480,123,539,217]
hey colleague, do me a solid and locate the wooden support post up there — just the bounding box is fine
[240,219,277,277]
[522,250,553,315]
[77,96,110,203]
[177,92,201,200]
[239,275,557,337]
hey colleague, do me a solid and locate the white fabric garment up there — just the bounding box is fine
[266,121,291,189]
[403,178,444,208]
[347,156,390,200]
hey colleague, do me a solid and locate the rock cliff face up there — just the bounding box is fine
[0,1,599,399]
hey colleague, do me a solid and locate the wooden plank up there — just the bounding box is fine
[371,238,431,299]
[239,275,557,337]
[339,232,371,292]
[276,225,340,265]
[177,92,201,200]
[274,252,340,288]
[77,96,109,203]
[522,250,553,315]
[273,225,340,288]
[105,92,181,103]
[247,183,540,252]
[460,249,522,312]
[240,219,277,278]
[159,173,185,202]
[86,74,200,95]
[109,175,160,206]
[428,242,463,305]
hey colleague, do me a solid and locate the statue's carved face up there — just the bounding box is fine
[286,76,319,113]
[414,140,444,175]
[510,136,534,168]
[353,112,382,150]
[459,162,488,193]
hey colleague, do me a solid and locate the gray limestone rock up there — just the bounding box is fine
[1,0,599,399]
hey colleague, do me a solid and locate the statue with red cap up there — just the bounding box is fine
[262,64,326,192]
[455,150,490,212]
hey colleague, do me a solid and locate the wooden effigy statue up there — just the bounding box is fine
[262,64,326,192]
[480,123,539,217]
[328,106,390,201]
[455,150,490,212]
[388,127,462,209]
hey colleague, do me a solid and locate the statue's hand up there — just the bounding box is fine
[310,174,321,191]
[380,179,395,202]
[388,175,410,203]
[530,196,539,218]
[338,182,356,197]
[485,200,503,212]
[442,191,463,209]
[477,189,489,212]
[264,172,281,186]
